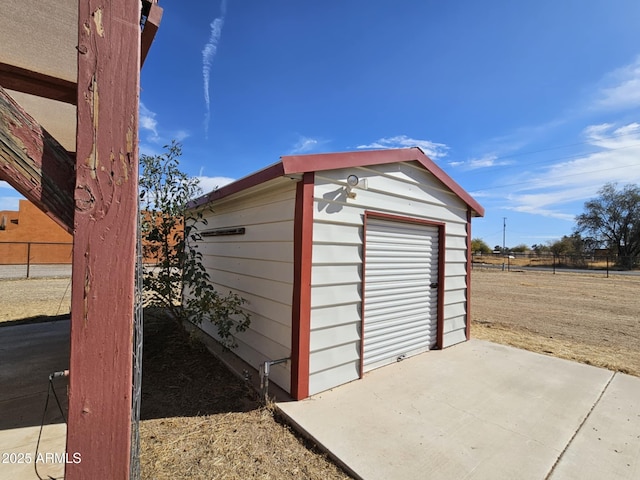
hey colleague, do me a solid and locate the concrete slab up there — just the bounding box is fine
[277,340,637,480]
[0,318,69,480]
[550,373,640,480]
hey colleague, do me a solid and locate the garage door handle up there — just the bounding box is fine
[430,282,438,288]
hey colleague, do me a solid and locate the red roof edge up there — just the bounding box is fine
[282,147,484,217]
[188,161,285,209]
[188,147,484,217]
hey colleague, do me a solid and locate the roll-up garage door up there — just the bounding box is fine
[363,216,439,372]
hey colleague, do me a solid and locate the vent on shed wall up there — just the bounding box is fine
[363,216,439,372]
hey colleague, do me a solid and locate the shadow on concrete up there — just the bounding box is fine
[0,310,263,432]
[0,317,70,431]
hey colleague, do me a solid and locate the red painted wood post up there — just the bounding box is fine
[66,1,140,478]
[291,172,314,400]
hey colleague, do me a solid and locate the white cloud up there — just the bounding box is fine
[596,56,640,110]
[357,135,449,159]
[196,175,235,194]
[290,136,321,154]
[202,0,228,136]
[174,130,190,142]
[139,102,158,139]
[0,182,23,211]
[454,153,513,170]
[138,103,190,155]
[0,195,22,211]
[501,122,640,219]
[470,57,640,223]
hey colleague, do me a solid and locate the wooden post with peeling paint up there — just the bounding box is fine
[0,86,75,233]
[65,1,140,478]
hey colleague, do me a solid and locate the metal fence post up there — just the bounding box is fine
[26,242,31,278]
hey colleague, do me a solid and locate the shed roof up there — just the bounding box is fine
[190,148,485,217]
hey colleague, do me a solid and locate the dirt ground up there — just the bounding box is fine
[1,270,638,478]
[471,269,640,377]
[140,310,351,480]
[0,278,71,322]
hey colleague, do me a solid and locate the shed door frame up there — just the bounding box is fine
[360,211,445,378]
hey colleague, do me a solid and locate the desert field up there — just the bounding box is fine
[2,271,637,378]
[2,271,638,478]
[471,269,640,377]
[0,277,71,322]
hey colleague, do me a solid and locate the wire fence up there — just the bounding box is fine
[0,242,73,279]
[472,252,638,275]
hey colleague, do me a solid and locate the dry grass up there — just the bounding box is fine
[0,278,71,322]
[471,269,640,377]
[2,271,639,478]
[141,410,349,480]
[139,310,352,480]
[473,256,612,269]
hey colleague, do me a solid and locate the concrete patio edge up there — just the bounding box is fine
[276,340,639,480]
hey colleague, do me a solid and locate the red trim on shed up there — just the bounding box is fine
[465,208,472,340]
[190,148,484,218]
[282,148,484,217]
[436,224,446,349]
[189,162,285,209]
[291,172,314,400]
[364,210,446,228]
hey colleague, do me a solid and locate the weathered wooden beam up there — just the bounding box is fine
[141,1,163,66]
[0,86,74,233]
[0,62,77,105]
[65,0,140,478]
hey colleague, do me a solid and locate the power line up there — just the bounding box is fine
[468,128,640,167]
[465,141,640,173]
[472,161,640,193]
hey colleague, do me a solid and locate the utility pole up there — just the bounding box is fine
[502,217,506,271]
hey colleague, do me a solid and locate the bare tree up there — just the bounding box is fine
[575,183,640,269]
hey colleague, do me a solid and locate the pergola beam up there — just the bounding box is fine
[0,62,77,105]
[141,1,163,66]
[0,86,74,232]
[0,1,161,107]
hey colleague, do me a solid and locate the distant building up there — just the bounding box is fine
[0,200,72,264]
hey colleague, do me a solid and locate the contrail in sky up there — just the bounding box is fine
[202,0,228,137]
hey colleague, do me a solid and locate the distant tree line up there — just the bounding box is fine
[472,182,640,269]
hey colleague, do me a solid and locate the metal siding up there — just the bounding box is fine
[442,328,467,348]
[308,360,360,394]
[310,303,362,329]
[308,161,471,395]
[363,217,439,371]
[308,217,363,395]
[310,283,361,308]
[193,182,296,394]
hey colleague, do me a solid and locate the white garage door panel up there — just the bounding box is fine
[363,217,439,372]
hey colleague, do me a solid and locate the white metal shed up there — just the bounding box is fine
[188,148,484,400]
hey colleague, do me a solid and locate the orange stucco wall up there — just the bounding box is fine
[0,200,72,264]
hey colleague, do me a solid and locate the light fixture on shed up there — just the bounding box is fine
[346,175,359,199]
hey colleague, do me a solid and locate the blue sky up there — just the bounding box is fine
[3,1,640,248]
